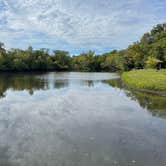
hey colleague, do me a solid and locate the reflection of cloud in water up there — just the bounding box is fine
[0,88,166,166]
[105,78,166,118]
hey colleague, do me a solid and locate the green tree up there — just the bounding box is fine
[145,57,160,69]
[53,50,71,71]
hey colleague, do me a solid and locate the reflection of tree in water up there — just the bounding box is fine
[103,78,123,89]
[87,80,94,87]
[105,78,166,118]
[0,91,6,98]
[0,73,49,98]
[54,80,69,89]
[126,91,166,118]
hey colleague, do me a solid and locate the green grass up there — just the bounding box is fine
[122,69,166,91]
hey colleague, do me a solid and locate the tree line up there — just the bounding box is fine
[0,23,166,72]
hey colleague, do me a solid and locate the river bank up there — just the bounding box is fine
[122,69,166,96]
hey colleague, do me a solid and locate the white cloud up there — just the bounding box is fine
[0,0,166,52]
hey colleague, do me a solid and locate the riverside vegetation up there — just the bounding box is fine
[122,69,166,93]
[0,23,166,91]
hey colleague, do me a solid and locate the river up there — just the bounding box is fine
[0,72,166,166]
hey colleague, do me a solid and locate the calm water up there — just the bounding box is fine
[0,72,166,166]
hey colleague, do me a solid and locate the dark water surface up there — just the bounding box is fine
[0,72,166,166]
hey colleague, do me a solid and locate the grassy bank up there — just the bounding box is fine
[122,69,166,92]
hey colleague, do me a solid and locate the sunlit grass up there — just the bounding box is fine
[122,69,166,91]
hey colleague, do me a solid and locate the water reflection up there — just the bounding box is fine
[54,80,69,89]
[127,91,166,118]
[0,73,49,97]
[103,78,123,89]
[0,72,166,166]
[0,146,10,165]
[0,72,118,98]
[106,79,166,118]
[0,72,166,119]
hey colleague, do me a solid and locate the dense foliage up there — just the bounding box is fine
[0,23,166,72]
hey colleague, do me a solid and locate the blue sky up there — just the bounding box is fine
[0,0,166,54]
